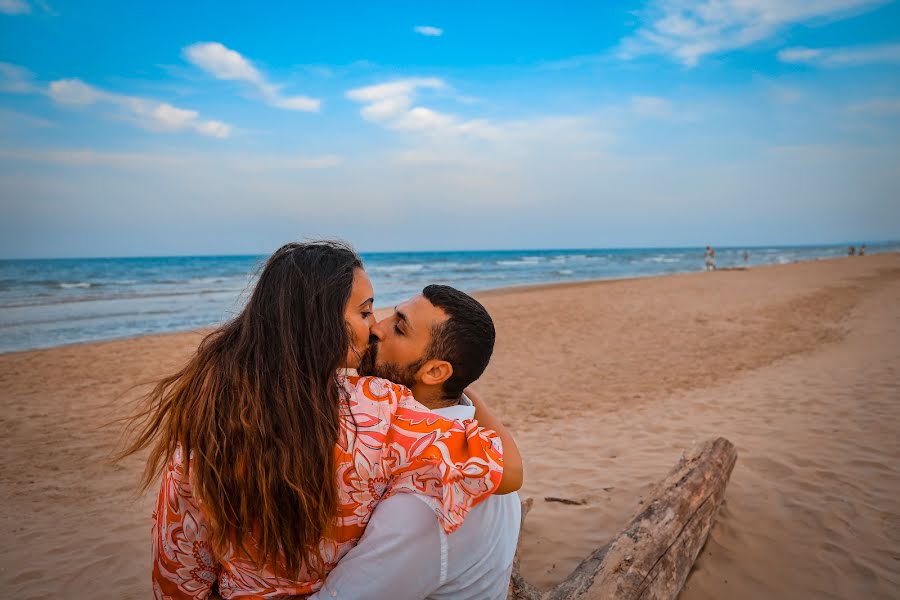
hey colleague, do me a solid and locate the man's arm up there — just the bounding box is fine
[311,494,443,600]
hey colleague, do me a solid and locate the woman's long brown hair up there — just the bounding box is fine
[119,240,362,577]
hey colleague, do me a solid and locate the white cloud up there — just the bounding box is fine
[620,0,889,66]
[777,47,822,63]
[268,94,320,112]
[147,103,201,129]
[346,78,500,139]
[48,78,106,104]
[183,41,261,82]
[847,97,900,115]
[0,63,231,138]
[778,43,900,67]
[0,0,55,15]
[0,62,38,93]
[184,42,321,112]
[0,0,30,14]
[347,77,444,120]
[631,95,674,119]
[345,78,445,103]
[47,78,231,138]
[194,120,232,138]
[414,25,443,37]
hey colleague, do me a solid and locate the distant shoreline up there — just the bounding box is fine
[4,251,893,357]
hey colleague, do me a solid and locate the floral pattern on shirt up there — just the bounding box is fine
[151,374,503,599]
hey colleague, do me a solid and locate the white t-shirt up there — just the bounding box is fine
[311,396,521,600]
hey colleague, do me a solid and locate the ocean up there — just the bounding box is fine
[1,243,896,354]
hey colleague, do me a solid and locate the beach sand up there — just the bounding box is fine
[2,253,899,599]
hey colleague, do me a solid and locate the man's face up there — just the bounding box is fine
[359,294,448,388]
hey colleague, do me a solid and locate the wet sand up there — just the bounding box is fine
[1,253,898,598]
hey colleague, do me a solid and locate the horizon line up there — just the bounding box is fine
[1,240,896,262]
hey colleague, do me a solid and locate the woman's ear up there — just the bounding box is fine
[418,360,453,386]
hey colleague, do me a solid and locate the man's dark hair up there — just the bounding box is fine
[421,284,495,399]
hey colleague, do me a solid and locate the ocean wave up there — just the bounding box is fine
[426,261,484,270]
[550,254,593,263]
[370,264,424,274]
[495,257,544,266]
[58,282,99,289]
[3,280,105,290]
[153,276,237,285]
[442,262,484,271]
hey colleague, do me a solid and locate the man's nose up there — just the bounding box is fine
[370,319,387,341]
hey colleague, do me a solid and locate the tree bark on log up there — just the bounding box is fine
[510,437,737,600]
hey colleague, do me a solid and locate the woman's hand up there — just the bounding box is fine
[464,386,524,494]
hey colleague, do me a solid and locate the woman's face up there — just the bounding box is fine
[344,268,375,369]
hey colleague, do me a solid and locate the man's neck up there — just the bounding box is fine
[410,383,461,410]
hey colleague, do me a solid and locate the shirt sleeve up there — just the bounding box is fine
[151,449,221,599]
[310,494,443,600]
[384,389,504,534]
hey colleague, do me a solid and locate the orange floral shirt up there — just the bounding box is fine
[151,373,504,599]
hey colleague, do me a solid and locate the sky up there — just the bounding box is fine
[1,0,899,258]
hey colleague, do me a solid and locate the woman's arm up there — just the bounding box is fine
[465,387,523,494]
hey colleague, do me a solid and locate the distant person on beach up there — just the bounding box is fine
[119,241,522,599]
[743,250,749,265]
[312,285,520,600]
[860,245,866,256]
[848,246,856,256]
[705,246,716,271]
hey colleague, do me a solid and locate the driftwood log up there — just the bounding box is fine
[509,437,737,600]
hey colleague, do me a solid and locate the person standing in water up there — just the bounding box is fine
[705,246,716,271]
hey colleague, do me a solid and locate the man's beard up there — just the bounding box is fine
[358,337,379,376]
[359,340,422,390]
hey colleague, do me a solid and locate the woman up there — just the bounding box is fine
[121,241,521,599]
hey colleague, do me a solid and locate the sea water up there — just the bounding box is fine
[1,243,897,354]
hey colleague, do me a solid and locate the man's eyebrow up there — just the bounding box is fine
[394,308,412,330]
[358,296,374,308]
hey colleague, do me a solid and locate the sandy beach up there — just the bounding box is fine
[2,253,899,599]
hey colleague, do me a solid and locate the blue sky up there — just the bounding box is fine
[1,0,899,258]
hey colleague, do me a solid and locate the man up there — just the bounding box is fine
[705,245,716,271]
[312,284,521,600]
